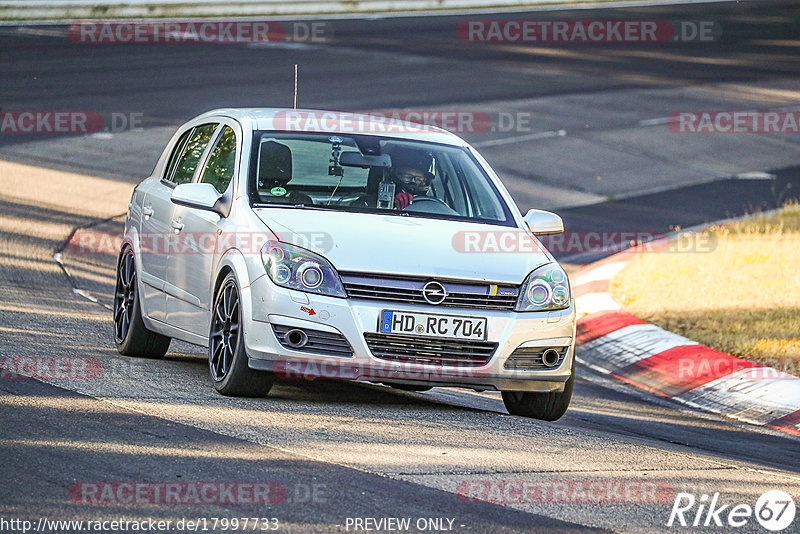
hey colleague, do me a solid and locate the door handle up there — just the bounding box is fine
[142,205,154,217]
[171,219,184,232]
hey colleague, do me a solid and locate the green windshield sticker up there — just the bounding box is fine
[270,186,287,196]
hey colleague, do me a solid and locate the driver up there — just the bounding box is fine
[389,147,434,210]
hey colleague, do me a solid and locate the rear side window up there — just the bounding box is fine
[163,129,192,182]
[200,126,237,194]
[172,124,217,185]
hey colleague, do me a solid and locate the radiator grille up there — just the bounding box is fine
[341,272,518,311]
[363,332,497,367]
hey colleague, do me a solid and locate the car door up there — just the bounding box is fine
[142,122,218,328]
[165,122,239,337]
[137,127,193,322]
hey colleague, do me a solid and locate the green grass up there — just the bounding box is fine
[610,202,800,368]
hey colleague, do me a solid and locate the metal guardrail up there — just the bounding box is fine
[0,0,561,20]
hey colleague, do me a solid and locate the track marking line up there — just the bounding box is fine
[472,129,566,148]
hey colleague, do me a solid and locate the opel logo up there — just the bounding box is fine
[422,281,447,305]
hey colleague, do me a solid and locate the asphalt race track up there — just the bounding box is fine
[1,1,800,532]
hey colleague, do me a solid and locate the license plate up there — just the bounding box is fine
[379,310,487,340]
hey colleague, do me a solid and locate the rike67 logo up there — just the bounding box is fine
[667,490,795,531]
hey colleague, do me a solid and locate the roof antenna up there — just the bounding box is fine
[293,64,298,110]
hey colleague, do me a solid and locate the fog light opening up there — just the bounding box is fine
[285,328,309,349]
[541,348,561,368]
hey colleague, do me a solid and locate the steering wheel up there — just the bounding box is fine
[403,196,459,216]
[334,194,363,206]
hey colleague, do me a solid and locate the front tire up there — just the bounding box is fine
[113,247,171,358]
[502,363,574,421]
[209,273,273,397]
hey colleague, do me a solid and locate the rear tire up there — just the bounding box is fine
[209,273,273,397]
[502,363,574,421]
[113,247,171,358]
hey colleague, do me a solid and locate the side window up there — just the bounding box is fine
[199,126,237,194]
[163,129,192,182]
[172,124,217,185]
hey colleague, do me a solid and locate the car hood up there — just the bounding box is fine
[254,208,552,284]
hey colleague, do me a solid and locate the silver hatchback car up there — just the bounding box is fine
[114,108,576,420]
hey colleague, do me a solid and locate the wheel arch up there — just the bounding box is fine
[212,248,257,328]
[117,229,137,265]
[117,228,158,332]
[119,227,144,299]
[213,265,234,301]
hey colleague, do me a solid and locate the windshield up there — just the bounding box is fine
[248,132,514,225]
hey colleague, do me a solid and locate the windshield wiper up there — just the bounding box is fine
[253,202,406,215]
[252,203,316,209]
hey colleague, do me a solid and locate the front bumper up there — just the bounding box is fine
[243,275,576,392]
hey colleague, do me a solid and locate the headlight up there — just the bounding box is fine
[516,263,571,312]
[260,241,347,298]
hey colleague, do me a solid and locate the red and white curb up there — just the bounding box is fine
[572,246,800,437]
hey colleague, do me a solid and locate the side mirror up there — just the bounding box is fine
[523,209,564,235]
[171,183,225,216]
